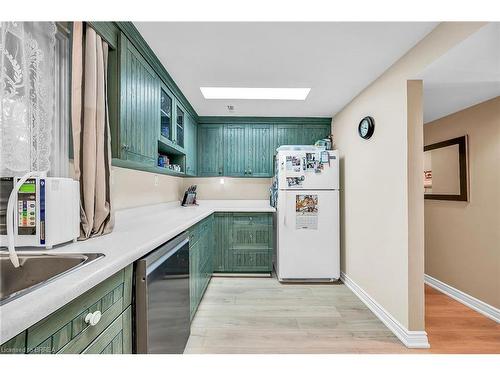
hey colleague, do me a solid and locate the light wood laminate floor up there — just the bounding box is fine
[424,284,500,354]
[185,277,500,354]
[185,276,410,353]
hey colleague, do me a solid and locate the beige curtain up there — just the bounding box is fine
[71,22,114,239]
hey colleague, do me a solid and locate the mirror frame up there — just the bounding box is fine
[424,135,468,202]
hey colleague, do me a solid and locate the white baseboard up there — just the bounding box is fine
[340,271,430,349]
[425,274,500,324]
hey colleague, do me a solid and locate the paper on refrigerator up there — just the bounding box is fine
[295,194,318,230]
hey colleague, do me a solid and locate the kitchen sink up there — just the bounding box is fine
[0,252,104,305]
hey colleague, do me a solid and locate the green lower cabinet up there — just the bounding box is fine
[228,249,271,272]
[0,265,133,355]
[0,331,26,355]
[188,215,215,320]
[213,213,232,272]
[213,213,273,273]
[189,240,200,319]
[82,306,132,354]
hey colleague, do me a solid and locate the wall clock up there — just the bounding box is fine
[358,116,375,139]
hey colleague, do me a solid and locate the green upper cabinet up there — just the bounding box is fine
[247,124,274,177]
[198,120,330,177]
[119,33,159,165]
[302,124,331,146]
[224,124,247,176]
[158,82,186,154]
[223,123,273,178]
[275,124,304,149]
[185,113,197,176]
[198,124,224,176]
[159,83,174,145]
[175,104,185,149]
[275,123,331,150]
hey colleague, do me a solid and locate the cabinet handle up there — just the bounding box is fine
[85,310,102,326]
[218,168,222,175]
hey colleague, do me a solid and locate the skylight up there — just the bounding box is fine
[200,87,311,100]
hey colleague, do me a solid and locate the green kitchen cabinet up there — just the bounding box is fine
[223,123,274,177]
[0,331,26,354]
[229,213,273,272]
[185,113,197,176]
[213,213,233,272]
[275,124,304,148]
[198,124,224,176]
[158,83,175,147]
[213,213,273,273]
[302,124,331,146]
[175,103,186,149]
[119,33,160,166]
[189,239,201,319]
[25,265,132,354]
[82,307,132,354]
[224,124,247,176]
[188,215,214,320]
[247,124,274,177]
[275,123,330,149]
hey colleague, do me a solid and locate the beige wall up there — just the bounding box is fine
[424,96,500,309]
[110,169,270,210]
[407,80,425,331]
[332,22,485,331]
[69,161,184,210]
[110,167,184,210]
[183,177,271,200]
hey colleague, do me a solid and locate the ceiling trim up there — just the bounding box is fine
[198,116,332,125]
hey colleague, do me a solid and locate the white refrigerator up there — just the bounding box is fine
[274,146,340,281]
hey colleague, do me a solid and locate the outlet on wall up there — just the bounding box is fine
[154,174,159,187]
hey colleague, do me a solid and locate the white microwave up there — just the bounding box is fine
[0,177,80,249]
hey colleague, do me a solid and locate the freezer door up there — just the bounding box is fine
[277,190,340,280]
[277,150,339,190]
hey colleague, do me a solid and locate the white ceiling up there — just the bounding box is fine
[134,22,437,117]
[420,22,500,123]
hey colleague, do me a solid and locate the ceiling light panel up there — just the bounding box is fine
[200,87,311,100]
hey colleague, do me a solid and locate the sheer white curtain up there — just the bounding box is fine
[0,22,57,176]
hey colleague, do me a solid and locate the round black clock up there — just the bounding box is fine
[358,116,375,139]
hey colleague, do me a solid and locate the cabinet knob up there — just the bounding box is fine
[121,144,129,151]
[249,169,252,175]
[85,310,102,326]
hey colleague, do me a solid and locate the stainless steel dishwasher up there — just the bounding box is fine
[134,232,190,354]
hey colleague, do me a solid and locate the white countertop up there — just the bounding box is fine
[0,200,275,343]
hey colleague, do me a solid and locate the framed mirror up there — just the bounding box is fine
[424,135,468,201]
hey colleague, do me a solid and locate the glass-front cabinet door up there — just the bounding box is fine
[160,87,173,141]
[176,105,185,148]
